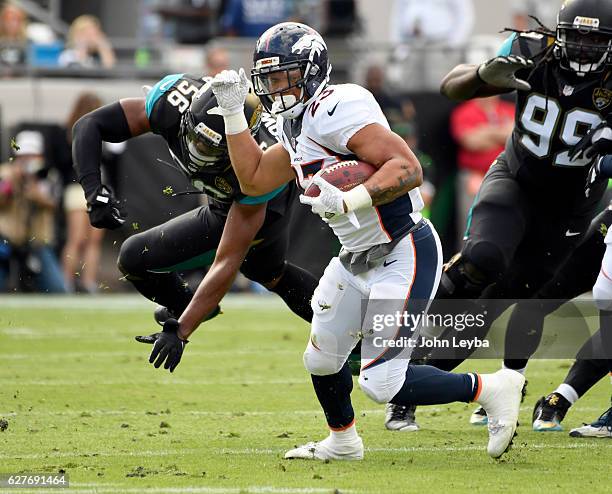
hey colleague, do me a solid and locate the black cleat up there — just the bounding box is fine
[532,392,570,432]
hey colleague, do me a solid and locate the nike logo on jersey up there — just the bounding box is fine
[565,230,581,237]
[383,259,397,267]
[327,101,340,116]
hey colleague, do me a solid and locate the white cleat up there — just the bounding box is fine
[284,434,364,460]
[476,369,525,459]
[385,403,419,431]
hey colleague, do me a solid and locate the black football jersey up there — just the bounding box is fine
[145,73,281,207]
[500,33,611,202]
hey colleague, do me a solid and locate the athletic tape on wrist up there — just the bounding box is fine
[343,184,372,212]
[224,112,248,135]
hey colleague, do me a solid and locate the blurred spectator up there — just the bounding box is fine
[156,0,221,44]
[58,15,116,69]
[60,93,107,294]
[322,0,358,37]
[393,120,435,214]
[363,64,412,124]
[0,2,27,66]
[221,0,296,37]
[511,0,560,31]
[450,96,514,243]
[205,46,229,75]
[392,0,474,47]
[0,131,65,293]
[389,0,475,90]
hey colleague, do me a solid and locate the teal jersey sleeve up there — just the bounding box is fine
[237,184,287,205]
[496,33,517,57]
[145,73,184,119]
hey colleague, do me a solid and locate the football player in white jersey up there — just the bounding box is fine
[209,22,524,460]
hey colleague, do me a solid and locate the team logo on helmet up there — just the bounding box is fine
[214,176,233,195]
[292,34,326,61]
[593,88,612,110]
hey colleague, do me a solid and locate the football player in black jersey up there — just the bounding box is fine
[72,75,318,372]
[386,0,612,430]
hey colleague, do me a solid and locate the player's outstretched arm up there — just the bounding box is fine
[72,98,151,229]
[440,57,532,101]
[347,123,423,207]
[176,200,267,339]
[210,69,295,196]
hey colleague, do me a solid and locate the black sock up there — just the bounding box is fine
[269,263,317,323]
[564,358,609,398]
[311,363,354,429]
[127,272,193,317]
[390,364,477,405]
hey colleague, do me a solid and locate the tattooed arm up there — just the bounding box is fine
[346,123,423,207]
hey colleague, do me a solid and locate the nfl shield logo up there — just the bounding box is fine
[593,87,612,110]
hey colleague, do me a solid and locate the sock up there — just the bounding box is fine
[311,362,354,429]
[330,423,359,443]
[390,364,477,405]
[269,263,317,323]
[555,383,579,405]
[502,362,526,375]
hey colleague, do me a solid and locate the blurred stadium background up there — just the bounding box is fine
[0,0,560,294]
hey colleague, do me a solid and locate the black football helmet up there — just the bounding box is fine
[179,80,262,175]
[555,0,612,74]
[251,22,331,119]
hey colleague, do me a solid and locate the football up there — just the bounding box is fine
[303,160,377,197]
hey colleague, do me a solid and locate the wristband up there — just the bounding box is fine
[223,112,248,135]
[343,184,372,212]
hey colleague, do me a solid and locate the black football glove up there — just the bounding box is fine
[86,185,127,230]
[136,318,188,373]
[569,122,612,162]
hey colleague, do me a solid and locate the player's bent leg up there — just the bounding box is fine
[286,258,364,461]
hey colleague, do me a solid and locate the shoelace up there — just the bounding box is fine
[388,404,414,422]
[594,405,612,432]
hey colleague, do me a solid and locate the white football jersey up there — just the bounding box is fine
[276,83,424,252]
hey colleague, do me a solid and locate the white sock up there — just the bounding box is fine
[555,383,579,404]
[330,423,358,443]
[502,363,526,375]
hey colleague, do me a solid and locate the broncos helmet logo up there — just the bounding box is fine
[292,34,327,63]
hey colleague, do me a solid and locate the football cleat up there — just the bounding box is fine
[385,403,419,431]
[476,369,524,458]
[470,406,488,426]
[469,379,528,426]
[154,305,177,326]
[532,392,570,432]
[284,434,364,461]
[569,401,612,438]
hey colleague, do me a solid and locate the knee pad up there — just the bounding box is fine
[116,234,146,276]
[439,248,502,298]
[303,345,345,376]
[240,257,285,285]
[593,274,612,311]
[358,374,395,404]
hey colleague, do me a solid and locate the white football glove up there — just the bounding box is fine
[477,55,534,91]
[570,123,612,162]
[209,68,250,116]
[300,176,346,217]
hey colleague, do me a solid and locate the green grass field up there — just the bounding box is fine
[0,295,610,494]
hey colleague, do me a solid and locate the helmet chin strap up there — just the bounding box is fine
[273,65,333,120]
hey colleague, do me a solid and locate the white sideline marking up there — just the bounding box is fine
[1,442,610,461]
[0,294,286,310]
[3,349,296,360]
[0,378,309,386]
[10,486,339,494]
[0,405,604,418]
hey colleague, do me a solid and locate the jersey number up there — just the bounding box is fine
[519,93,603,167]
[167,80,198,113]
